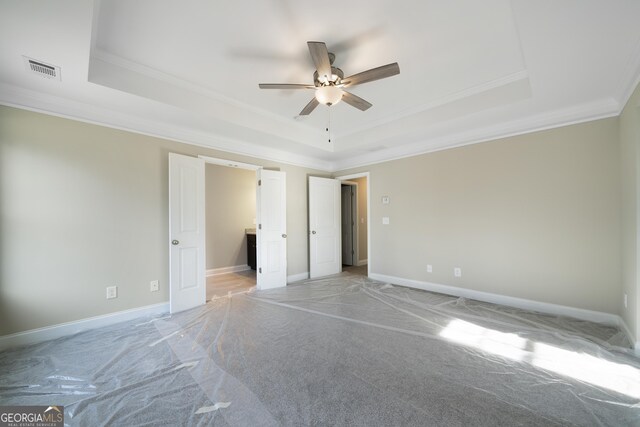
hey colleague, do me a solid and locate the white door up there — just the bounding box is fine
[256,169,287,290]
[341,185,354,266]
[309,177,341,278]
[169,153,206,313]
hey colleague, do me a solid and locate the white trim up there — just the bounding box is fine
[335,70,530,140]
[0,84,332,172]
[206,265,251,276]
[331,98,620,172]
[198,155,261,171]
[287,272,309,283]
[616,317,638,354]
[0,302,169,351]
[369,273,620,325]
[90,48,326,144]
[357,259,368,267]
[0,83,625,174]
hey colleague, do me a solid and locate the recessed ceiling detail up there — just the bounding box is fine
[0,0,639,171]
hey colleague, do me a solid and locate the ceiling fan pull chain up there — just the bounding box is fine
[327,108,332,143]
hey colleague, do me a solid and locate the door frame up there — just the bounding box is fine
[199,156,261,288]
[335,172,371,277]
[170,155,263,302]
[340,181,358,267]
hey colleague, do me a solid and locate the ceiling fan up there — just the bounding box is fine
[259,41,400,116]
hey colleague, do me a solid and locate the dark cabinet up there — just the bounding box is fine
[247,233,256,270]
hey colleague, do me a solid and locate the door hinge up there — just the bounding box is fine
[258,179,261,186]
[259,267,262,273]
[258,224,262,230]
[352,250,355,255]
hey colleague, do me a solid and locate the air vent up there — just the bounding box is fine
[23,56,61,81]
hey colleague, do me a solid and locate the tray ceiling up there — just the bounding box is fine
[1,0,639,170]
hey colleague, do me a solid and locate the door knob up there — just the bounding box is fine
[171,240,179,245]
[311,231,316,234]
[282,234,287,238]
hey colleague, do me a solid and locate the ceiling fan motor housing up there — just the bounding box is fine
[314,65,344,87]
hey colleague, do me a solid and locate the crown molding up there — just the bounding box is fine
[335,70,529,140]
[0,79,631,174]
[91,49,325,142]
[0,83,332,171]
[332,97,620,172]
[616,35,640,111]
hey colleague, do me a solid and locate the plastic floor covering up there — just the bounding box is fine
[1,273,639,426]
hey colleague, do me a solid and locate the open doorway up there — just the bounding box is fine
[203,160,257,299]
[339,175,368,276]
[169,154,287,313]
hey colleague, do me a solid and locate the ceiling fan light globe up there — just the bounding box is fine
[315,85,343,106]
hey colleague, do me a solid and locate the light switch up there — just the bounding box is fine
[382,217,390,225]
[382,196,390,204]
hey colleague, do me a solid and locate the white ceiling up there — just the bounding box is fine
[1,0,639,171]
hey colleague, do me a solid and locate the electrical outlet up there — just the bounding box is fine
[624,293,628,309]
[106,286,117,299]
[427,264,433,273]
[454,267,462,278]
[150,280,159,292]
[382,217,390,225]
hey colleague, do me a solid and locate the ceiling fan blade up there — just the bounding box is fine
[299,97,320,115]
[259,83,315,89]
[342,91,372,111]
[307,41,332,79]
[343,62,400,87]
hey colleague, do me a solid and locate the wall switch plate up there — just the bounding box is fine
[106,286,117,299]
[382,196,390,204]
[382,217,390,225]
[454,267,462,278]
[427,264,433,273]
[150,280,159,292]
[624,293,628,308]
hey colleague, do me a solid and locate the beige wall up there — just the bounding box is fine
[352,177,368,263]
[620,81,640,342]
[0,106,326,336]
[205,165,256,270]
[337,118,622,314]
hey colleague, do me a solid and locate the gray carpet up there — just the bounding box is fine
[1,273,639,426]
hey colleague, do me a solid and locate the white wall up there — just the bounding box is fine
[205,164,255,270]
[337,118,622,315]
[0,106,327,336]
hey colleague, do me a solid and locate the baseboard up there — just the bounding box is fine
[357,259,368,267]
[616,317,640,356]
[0,302,169,351]
[206,264,250,276]
[369,273,620,326]
[288,272,309,283]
